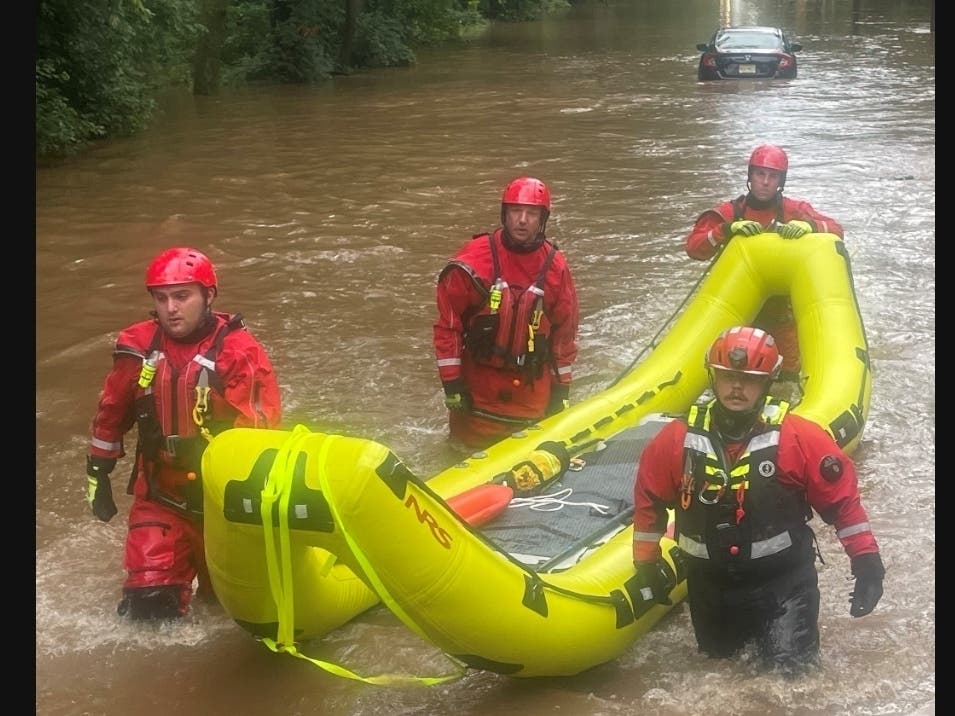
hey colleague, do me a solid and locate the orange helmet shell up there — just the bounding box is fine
[145,247,217,291]
[706,326,783,377]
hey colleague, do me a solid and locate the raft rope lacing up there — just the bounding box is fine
[608,241,725,388]
[508,486,611,515]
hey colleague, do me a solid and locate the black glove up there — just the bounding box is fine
[849,552,885,618]
[669,546,688,578]
[545,382,570,417]
[442,378,472,412]
[723,220,763,239]
[633,558,675,606]
[86,455,118,523]
[776,219,814,239]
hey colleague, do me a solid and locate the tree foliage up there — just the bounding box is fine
[36,0,564,158]
[36,0,204,157]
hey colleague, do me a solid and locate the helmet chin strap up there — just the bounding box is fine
[501,226,546,253]
[709,368,773,441]
[171,306,216,344]
[712,400,761,442]
[500,207,549,252]
[743,187,780,210]
[178,318,214,344]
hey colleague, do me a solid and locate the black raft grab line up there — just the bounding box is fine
[520,570,638,629]
[386,455,646,628]
[222,447,335,532]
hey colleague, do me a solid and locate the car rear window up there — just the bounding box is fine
[716,32,782,50]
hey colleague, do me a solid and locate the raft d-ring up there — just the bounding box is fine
[698,470,729,505]
[568,457,586,472]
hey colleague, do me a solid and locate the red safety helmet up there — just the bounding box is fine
[145,247,217,291]
[501,176,552,212]
[500,177,552,239]
[706,326,782,378]
[748,144,789,189]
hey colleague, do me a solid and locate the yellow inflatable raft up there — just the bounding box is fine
[202,231,871,677]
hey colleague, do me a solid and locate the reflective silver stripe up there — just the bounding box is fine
[750,530,793,558]
[678,530,794,560]
[633,530,664,544]
[91,437,122,452]
[556,365,572,377]
[114,347,145,359]
[684,432,713,453]
[165,435,181,457]
[529,285,545,297]
[678,534,709,559]
[706,229,719,248]
[748,431,780,452]
[193,354,215,371]
[436,357,461,368]
[837,521,871,540]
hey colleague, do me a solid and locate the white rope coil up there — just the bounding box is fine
[507,487,611,515]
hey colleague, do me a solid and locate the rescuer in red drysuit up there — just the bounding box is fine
[434,177,579,449]
[630,326,884,676]
[685,144,845,380]
[85,247,282,620]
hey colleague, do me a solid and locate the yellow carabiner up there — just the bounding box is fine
[193,384,212,441]
[531,306,543,331]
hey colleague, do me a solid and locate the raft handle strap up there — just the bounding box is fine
[257,425,466,687]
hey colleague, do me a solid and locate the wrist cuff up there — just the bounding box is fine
[87,455,116,476]
[442,378,465,396]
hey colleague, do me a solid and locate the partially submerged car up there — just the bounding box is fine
[696,26,803,81]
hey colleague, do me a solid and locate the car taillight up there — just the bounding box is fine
[777,56,794,70]
[702,56,717,69]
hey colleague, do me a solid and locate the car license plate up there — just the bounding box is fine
[738,63,756,75]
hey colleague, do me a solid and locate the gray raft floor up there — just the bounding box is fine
[480,417,670,572]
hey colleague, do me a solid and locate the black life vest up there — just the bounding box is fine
[675,397,814,572]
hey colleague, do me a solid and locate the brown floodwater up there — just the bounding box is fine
[37,1,934,713]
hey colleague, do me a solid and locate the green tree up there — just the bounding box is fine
[194,0,230,94]
[36,0,201,157]
[36,0,561,158]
